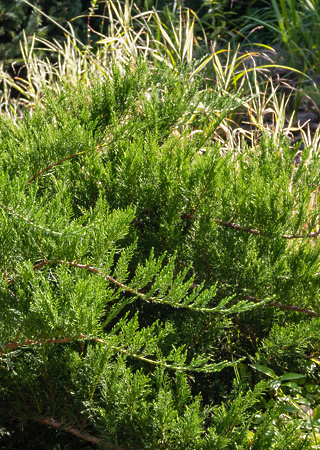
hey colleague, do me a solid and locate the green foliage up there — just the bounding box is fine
[0,0,90,67]
[0,0,42,64]
[240,0,320,73]
[1,57,320,447]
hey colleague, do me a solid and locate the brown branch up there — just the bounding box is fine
[33,260,52,271]
[26,149,92,184]
[2,334,86,354]
[214,219,320,239]
[214,286,320,318]
[214,219,262,236]
[243,295,320,317]
[205,254,210,283]
[39,416,119,449]
[232,316,259,345]
[33,259,146,296]
[268,344,294,362]
[180,213,320,239]
[269,301,320,316]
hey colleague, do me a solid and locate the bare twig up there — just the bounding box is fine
[44,367,55,411]
[214,219,320,239]
[39,416,119,448]
[214,219,263,235]
[243,294,320,317]
[232,316,259,344]
[180,214,320,239]
[2,335,86,354]
[269,301,320,316]
[27,149,93,184]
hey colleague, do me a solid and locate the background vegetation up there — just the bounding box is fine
[1,0,320,448]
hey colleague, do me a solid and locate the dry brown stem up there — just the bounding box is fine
[39,416,119,448]
[244,294,320,317]
[214,219,320,239]
[26,148,94,184]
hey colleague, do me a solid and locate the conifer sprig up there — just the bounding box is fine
[29,258,266,314]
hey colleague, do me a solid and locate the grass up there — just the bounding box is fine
[2,0,319,152]
[242,0,320,74]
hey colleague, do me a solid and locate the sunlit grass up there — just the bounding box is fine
[0,0,319,153]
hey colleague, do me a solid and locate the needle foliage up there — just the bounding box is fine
[1,57,320,448]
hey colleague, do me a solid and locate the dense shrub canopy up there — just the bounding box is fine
[1,59,320,448]
[1,0,320,446]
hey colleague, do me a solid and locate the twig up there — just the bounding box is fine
[214,219,320,239]
[2,333,202,372]
[180,214,320,239]
[26,149,93,184]
[44,367,55,412]
[243,294,320,317]
[2,335,86,354]
[1,204,62,236]
[214,286,320,318]
[232,316,259,345]
[11,259,320,319]
[8,259,320,318]
[39,416,119,449]
[269,301,320,316]
[30,259,237,313]
[214,219,263,236]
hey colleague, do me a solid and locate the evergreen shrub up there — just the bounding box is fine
[1,60,320,448]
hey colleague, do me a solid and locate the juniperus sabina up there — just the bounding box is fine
[1,60,320,448]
